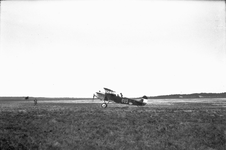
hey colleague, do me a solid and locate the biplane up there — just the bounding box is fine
[93,88,148,108]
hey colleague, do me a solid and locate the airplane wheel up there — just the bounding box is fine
[101,103,107,108]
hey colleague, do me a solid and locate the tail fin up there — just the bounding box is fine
[141,95,148,104]
[142,95,148,99]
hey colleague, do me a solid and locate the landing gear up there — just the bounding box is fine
[101,103,108,108]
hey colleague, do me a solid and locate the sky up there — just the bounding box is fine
[0,0,225,97]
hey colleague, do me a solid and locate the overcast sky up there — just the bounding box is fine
[0,1,225,97]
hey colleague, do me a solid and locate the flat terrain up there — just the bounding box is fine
[0,98,226,150]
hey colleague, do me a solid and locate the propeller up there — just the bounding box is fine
[93,94,96,102]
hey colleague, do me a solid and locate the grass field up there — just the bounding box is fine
[0,98,226,150]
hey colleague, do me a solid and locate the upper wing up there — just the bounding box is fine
[103,88,115,93]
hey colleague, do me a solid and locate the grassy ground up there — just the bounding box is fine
[0,100,226,150]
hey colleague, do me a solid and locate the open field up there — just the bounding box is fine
[0,98,226,150]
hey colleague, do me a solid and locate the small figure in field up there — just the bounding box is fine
[34,98,37,106]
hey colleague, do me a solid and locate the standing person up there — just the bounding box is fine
[34,98,37,106]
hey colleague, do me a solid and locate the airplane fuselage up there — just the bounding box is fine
[105,93,146,106]
[94,88,147,108]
